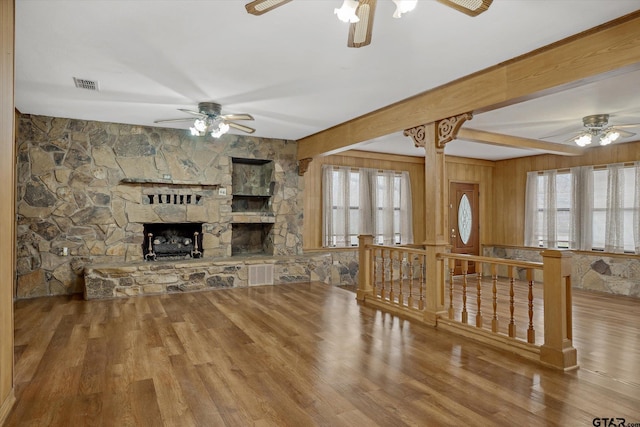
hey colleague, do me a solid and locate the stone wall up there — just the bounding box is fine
[483,245,640,298]
[16,114,303,298]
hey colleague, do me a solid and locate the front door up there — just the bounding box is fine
[449,182,479,275]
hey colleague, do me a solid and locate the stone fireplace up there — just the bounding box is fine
[15,115,313,298]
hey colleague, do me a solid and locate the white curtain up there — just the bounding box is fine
[376,170,396,245]
[359,168,377,236]
[570,166,593,250]
[524,171,538,246]
[322,165,351,247]
[526,164,640,254]
[542,170,558,248]
[399,171,414,245]
[635,162,640,254]
[605,163,625,253]
[323,166,413,247]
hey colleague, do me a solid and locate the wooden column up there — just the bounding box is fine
[356,234,374,301]
[404,114,470,325]
[0,0,16,423]
[540,250,578,371]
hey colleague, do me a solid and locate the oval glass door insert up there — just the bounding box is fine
[458,194,472,245]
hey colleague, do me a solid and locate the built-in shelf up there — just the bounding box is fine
[231,212,276,224]
[120,178,220,187]
[231,157,274,213]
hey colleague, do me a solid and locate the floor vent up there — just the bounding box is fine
[248,264,274,286]
[73,77,99,91]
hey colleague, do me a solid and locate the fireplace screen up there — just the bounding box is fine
[143,223,203,261]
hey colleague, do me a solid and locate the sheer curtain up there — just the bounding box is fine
[526,164,640,253]
[635,162,640,254]
[542,170,558,248]
[524,170,559,248]
[359,168,377,236]
[322,165,351,247]
[376,170,396,245]
[399,171,413,244]
[605,163,625,253]
[570,166,593,250]
[524,171,538,246]
[323,166,413,247]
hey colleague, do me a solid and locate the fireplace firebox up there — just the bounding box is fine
[143,223,203,261]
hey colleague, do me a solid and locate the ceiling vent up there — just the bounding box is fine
[73,77,99,91]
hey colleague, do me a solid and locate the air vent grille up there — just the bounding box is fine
[73,77,99,91]
[248,264,274,286]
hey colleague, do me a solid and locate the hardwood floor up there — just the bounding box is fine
[5,283,640,426]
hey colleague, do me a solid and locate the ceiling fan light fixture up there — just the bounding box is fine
[574,133,592,147]
[193,118,207,133]
[211,122,230,139]
[335,0,360,23]
[599,128,620,146]
[392,0,417,18]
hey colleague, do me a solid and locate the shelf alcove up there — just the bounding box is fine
[231,157,276,256]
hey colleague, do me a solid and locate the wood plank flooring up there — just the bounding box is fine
[5,283,640,426]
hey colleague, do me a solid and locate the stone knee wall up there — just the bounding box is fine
[483,245,640,298]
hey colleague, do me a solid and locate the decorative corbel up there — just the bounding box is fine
[403,125,429,148]
[297,157,312,176]
[436,112,473,148]
[403,112,473,149]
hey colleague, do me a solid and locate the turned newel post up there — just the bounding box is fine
[540,249,578,370]
[357,234,374,301]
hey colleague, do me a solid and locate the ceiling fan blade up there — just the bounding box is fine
[245,0,293,15]
[221,113,254,121]
[227,122,256,134]
[348,0,376,48]
[177,108,205,117]
[436,0,493,17]
[539,125,583,140]
[613,123,640,128]
[615,129,636,138]
[154,118,195,124]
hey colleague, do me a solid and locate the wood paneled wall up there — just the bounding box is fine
[302,150,495,250]
[0,0,16,422]
[492,140,640,246]
[302,150,426,249]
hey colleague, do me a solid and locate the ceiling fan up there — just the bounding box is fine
[559,114,637,147]
[154,102,255,138]
[245,0,493,48]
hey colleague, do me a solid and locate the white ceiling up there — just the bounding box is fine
[14,0,640,161]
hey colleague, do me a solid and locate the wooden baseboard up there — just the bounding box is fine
[0,390,16,425]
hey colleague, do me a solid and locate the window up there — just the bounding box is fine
[322,166,413,247]
[525,163,640,254]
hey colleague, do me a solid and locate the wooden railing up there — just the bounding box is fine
[356,235,578,370]
[364,244,427,320]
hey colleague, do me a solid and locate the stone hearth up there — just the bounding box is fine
[84,253,333,299]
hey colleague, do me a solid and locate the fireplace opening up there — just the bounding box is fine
[231,223,273,256]
[143,223,203,261]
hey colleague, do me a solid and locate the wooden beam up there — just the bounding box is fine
[0,0,16,423]
[297,11,640,159]
[457,128,584,156]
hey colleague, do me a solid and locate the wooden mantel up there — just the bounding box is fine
[297,11,640,160]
